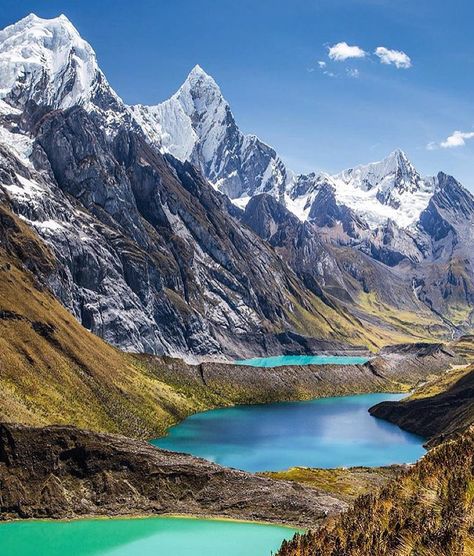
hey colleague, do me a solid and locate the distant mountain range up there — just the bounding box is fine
[0,14,473,359]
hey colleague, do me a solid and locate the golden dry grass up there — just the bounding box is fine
[0,206,214,438]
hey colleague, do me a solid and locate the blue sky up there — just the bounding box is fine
[1,0,474,190]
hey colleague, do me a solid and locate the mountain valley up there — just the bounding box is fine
[0,11,474,556]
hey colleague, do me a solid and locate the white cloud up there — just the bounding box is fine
[328,42,366,61]
[346,68,360,78]
[375,46,412,69]
[440,130,474,148]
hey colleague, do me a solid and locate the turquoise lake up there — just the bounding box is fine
[153,393,426,471]
[234,354,370,367]
[0,517,299,556]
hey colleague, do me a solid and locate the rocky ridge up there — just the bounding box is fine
[0,422,345,527]
[0,13,472,359]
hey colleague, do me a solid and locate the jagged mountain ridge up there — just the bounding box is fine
[0,14,380,358]
[240,193,465,339]
[131,65,291,203]
[1,100,370,358]
[133,65,440,231]
[0,12,472,357]
[128,55,473,334]
[287,149,436,229]
[0,13,462,235]
[131,57,473,332]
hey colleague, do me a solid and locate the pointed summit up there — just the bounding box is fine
[335,149,421,193]
[0,13,100,109]
[389,148,405,158]
[385,148,414,171]
[185,64,218,84]
[188,64,210,78]
[176,64,225,114]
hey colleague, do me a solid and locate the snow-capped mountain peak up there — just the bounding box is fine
[131,65,291,200]
[0,16,437,230]
[287,150,436,229]
[173,64,232,163]
[336,149,421,196]
[0,13,126,130]
[130,64,228,162]
[0,13,99,109]
[330,150,434,227]
[178,64,223,101]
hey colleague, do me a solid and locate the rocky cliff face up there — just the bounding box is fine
[240,193,459,340]
[1,97,369,358]
[414,173,474,327]
[370,339,474,447]
[0,423,345,526]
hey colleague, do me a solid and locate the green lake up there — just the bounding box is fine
[234,354,369,367]
[0,517,299,556]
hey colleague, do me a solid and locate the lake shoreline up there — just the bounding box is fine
[152,393,426,472]
[143,342,461,441]
[0,512,305,530]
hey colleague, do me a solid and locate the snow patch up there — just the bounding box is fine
[231,196,251,210]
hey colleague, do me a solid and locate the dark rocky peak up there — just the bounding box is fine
[308,183,368,237]
[243,193,300,241]
[307,183,339,225]
[369,219,423,266]
[418,173,474,244]
[434,172,474,219]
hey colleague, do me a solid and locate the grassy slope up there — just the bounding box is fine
[453,336,474,361]
[0,254,215,438]
[286,290,439,352]
[262,466,403,504]
[277,429,474,556]
[355,291,446,344]
[0,204,229,438]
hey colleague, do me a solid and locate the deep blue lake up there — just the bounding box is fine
[234,354,369,367]
[152,393,425,472]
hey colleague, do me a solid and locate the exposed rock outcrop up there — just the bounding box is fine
[149,342,461,404]
[370,363,474,447]
[0,423,345,527]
